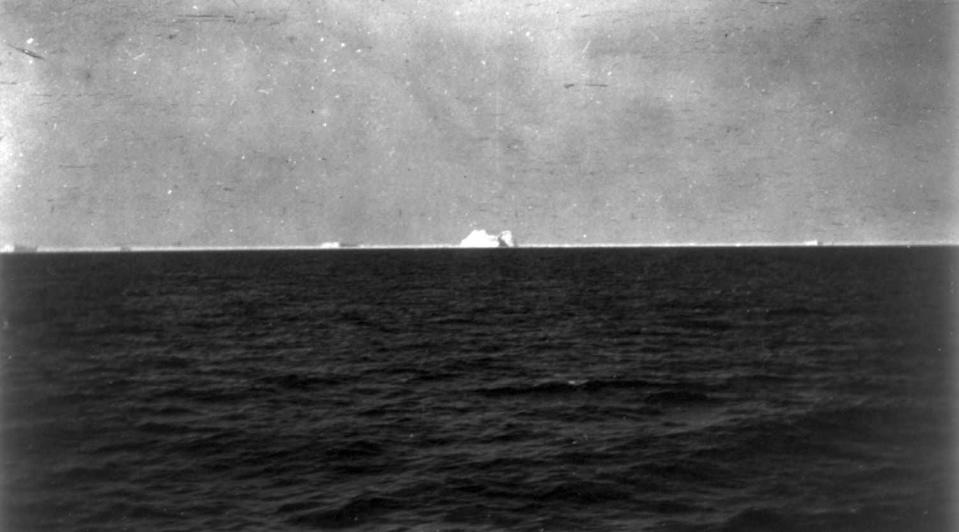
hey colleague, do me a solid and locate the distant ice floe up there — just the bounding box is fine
[0,243,37,253]
[319,241,341,249]
[459,230,516,248]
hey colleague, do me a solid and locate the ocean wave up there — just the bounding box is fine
[283,495,404,529]
[478,378,663,397]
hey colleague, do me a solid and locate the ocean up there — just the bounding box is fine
[1,247,955,531]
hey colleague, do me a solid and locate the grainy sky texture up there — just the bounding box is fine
[1,0,956,246]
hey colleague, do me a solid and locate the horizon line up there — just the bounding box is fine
[3,240,958,253]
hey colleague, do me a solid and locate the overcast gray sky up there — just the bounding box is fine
[1,0,955,246]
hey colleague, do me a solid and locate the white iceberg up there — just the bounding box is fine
[459,230,516,248]
[459,230,499,247]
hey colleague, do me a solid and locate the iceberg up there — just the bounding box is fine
[459,230,499,247]
[459,230,516,248]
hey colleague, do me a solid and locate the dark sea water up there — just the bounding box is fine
[1,247,956,531]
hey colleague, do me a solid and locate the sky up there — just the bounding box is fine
[0,0,956,247]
